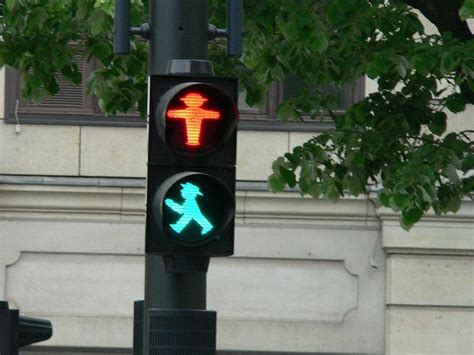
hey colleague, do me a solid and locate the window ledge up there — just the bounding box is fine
[238,119,334,132]
[4,112,146,128]
[4,112,335,132]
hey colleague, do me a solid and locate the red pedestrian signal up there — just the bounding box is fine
[167,92,221,147]
[157,83,238,157]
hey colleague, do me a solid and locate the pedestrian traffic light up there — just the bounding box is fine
[157,83,238,156]
[0,301,53,355]
[146,75,238,258]
[154,172,234,245]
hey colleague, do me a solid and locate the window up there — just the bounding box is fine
[4,58,144,127]
[282,75,359,112]
[238,77,365,131]
[4,65,364,131]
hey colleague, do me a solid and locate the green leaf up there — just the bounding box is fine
[268,174,286,192]
[6,0,16,11]
[62,63,82,85]
[461,154,474,173]
[77,2,90,21]
[353,152,365,166]
[468,78,474,92]
[90,42,112,62]
[307,144,327,162]
[298,175,309,193]
[279,21,298,40]
[307,184,321,199]
[406,13,424,34]
[443,164,459,183]
[278,166,296,188]
[418,186,433,204]
[312,33,329,53]
[89,9,110,36]
[446,94,466,113]
[462,176,474,194]
[272,156,289,172]
[392,194,410,209]
[446,195,462,213]
[401,208,423,230]
[428,112,447,136]
[441,51,461,74]
[270,64,285,81]
[324,184,340,202]
[459,0,474,20]
[284,152,299,166]
[397,62,407,78]
[446,133,468,158]
[394,55,410,78]
[324,0,353,23]
[30,7,48,30]
[348,175,363,196]
[366,65,377,80]
[277,101,295,121]
[379,192,390,207]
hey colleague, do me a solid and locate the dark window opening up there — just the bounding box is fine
[4,66,364,131]
[283,75,359,112]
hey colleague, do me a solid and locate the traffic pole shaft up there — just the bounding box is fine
[148,0,209,75]
[144,0,210,353]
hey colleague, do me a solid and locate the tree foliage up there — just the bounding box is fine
[0,0,148,115]
[0,0,473,229]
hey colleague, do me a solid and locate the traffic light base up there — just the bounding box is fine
[162,255,210,273]
[147,309,217,355]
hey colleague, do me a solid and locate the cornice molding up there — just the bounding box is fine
[1,182,472,255]
[1,182,472,224]
[0,183,378,227]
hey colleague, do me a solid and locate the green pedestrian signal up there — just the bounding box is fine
[165,182,214,235]
[153,172,235,247]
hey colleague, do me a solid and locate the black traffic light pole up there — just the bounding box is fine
[144,0,212,353]
[148,0,210,75]
[145,0,209,311]
[115,1,242,353]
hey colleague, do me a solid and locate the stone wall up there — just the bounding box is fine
[0,182,385,353]
[382,206,474,355]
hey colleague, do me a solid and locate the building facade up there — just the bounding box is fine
[0,27,473,355]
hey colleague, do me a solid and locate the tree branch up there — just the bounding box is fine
[404,1,474,103]
[404,0,473,41]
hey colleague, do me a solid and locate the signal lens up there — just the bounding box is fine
[161,84,238,156]
[167,92,221,147]
[155,173,235,245]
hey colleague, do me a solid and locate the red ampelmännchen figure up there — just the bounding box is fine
[167,92,221,146]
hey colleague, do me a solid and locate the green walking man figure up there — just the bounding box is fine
[165,182,214,235]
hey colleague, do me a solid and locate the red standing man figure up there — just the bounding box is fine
[167,92,221,146]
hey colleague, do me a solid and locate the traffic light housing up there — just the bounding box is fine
[146,75,238,258]
[0,301,53,354]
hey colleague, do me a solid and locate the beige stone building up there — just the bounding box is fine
[0,19,473,354]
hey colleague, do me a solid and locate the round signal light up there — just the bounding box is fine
[156,83,238,157]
